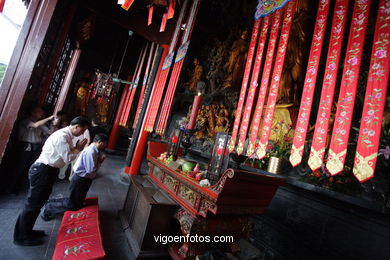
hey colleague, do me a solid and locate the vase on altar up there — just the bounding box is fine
[267,156,284,174]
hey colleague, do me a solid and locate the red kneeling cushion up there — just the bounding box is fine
[52,197,105,260]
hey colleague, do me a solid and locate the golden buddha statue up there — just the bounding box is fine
[184,58,203,92]
[76,83,89,116]
[278,0,310,105]
[223,29,249,89]
[96,98,109,124]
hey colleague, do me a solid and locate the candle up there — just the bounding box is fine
[188,93,202,130]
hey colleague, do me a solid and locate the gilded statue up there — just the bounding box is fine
[278,0,310,105]
[223,29,249,89]
[184,58,203,92]
[193,103,230,139]
[214,104,229,133]
[96,97,109,124]
[194,105,207,139]
[76,82,89,116]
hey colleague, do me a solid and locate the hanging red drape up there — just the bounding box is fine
[308,0,349,171]
[119,43,148,126]
[256,0,296,159]
[353,0,390,182]
[227,19,262,153]
[289,0,331,167]
[246,12,282,156]
[236,16,270,155]
[326,0,371,176]
[156,0,200,135]
[133,43,156,128]
[144,0,189,132]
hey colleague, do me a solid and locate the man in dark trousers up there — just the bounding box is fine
[11,107,54,194]
[41,133,108,220]
[13,116,90,246]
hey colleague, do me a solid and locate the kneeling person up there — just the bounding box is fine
[42,133,108,220]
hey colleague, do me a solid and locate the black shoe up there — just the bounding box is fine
[14,237,43,246]
[40,212,55,222]
[31,230,46,237]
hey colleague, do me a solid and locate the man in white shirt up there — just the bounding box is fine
[41,133,108,220]
[58,128,90,180]
[11,107,54,194]
[13,116,90,246]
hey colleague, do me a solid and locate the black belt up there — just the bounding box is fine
[33,162,56,170]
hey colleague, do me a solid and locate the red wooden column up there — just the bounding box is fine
[107,76,132,150]
[125,45,169,175]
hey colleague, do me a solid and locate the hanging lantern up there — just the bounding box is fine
[92,71,114,100]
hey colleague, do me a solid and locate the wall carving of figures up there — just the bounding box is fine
[206,39,229,93]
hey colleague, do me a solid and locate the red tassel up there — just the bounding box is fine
[148,5,154,26]
[121,0,135,11]
[168,0,176,19]
[160,13,168,32]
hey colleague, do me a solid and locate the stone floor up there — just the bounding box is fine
[0,154,134,260]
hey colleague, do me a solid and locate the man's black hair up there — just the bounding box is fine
[70,116,90,127]
[93,133,108,143]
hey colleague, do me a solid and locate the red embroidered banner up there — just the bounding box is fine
[236,17,270,155]
[308,0,349,171]
[119,45,147,126]
[121,0,135,11]
[247,11,282,156]
[227,19,261,152]
[156,0,200,135]
[256,0,296,159]
[289,0,331,166]
[353,0,390,183]
[144,48,170,132]
[133,43,156,128]
[326,0,371,175]
[148,5,154,26]
[144,0,189,132]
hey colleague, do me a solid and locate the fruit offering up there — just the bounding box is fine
[195,172,204,180]
[193,163,200,174]
[158,152,174,163]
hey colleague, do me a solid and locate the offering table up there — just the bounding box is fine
[147,141,286,259]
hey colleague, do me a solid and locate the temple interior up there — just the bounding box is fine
[0,0,389,259]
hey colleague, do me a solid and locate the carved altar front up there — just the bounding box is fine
[147,141,286,258]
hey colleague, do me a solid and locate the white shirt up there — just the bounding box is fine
[18,118,44,144]
[36,126,80,168]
